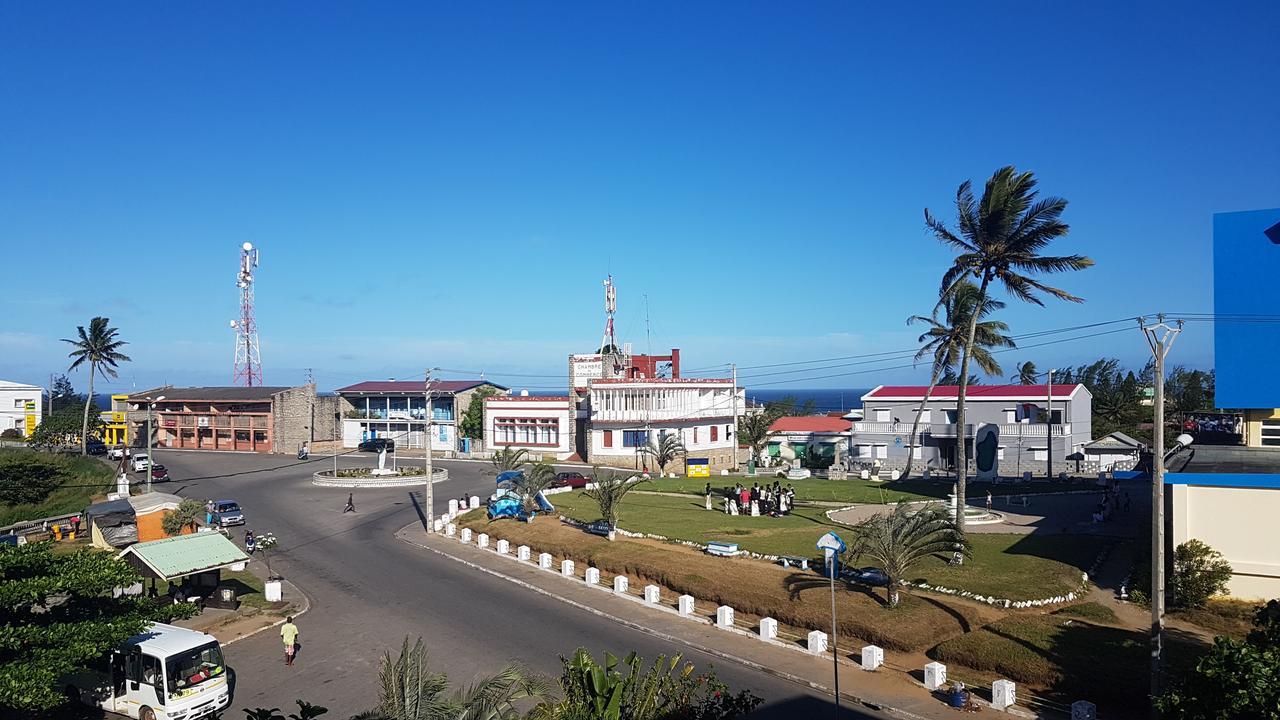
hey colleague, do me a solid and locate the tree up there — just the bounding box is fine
[492,448,530,473]
[256,532,280,579]
[926,166,1092,541]
[27,404,104,451]
[0,542,195,712]
[161,497,206,537]
[47,374,83,416]
[1170,539,1234,609]
[736,413,776,467]
[1013,361,1038,385]
[902,280,1014,479]
[640,433,686,477]
[1156,599,1280,719]
[847,502,967,607]
[581,469,647,538]
[459,386,502,443]
[518,463,559,519]
[62,317,131,456]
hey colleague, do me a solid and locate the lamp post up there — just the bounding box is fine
[1140,315,1181,709]
[144,395,165,493]
[1046,370,1055,482]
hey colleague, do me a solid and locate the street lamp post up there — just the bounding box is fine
[144,395,166,493]
[1140,315,1181,709]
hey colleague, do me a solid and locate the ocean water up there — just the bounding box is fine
[746,388,871,412]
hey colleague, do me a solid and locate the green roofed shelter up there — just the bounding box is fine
[119,530,250,583]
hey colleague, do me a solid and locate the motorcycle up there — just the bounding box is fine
[244,533,257,555]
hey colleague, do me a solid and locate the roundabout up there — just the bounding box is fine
[311,466,449,488]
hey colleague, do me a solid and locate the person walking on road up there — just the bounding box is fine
[986,490,993,512]
[343,494,356,513]
[281,616,299,666]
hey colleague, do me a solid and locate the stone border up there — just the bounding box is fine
[311,467,449,488]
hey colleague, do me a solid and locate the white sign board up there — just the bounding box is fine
[570,354,605,389]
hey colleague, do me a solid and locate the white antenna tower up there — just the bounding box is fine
[230,242,263,386]
[600,274,618,354]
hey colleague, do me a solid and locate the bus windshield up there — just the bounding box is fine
[165,641,226,698]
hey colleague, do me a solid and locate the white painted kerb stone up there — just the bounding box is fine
[476,533,489,549]
[715,606,734,628]
[560,559,575,577]
[538,553,553,569]
[585,567,600,585]
[992,679,1016,710]
[459,528,472,543]
[445,523,457,538]
[496,539,510,554]
[758,618,777,640]
[432,518,443,533]
[677,595,695,617]
[923,662,947,690]
[516,545,530,561]
[861,645,883,671]
[807,630,828,654]
[643,585,660,604]
[469,495,480,509]
[613,576,629,594]
[448,499,459,516]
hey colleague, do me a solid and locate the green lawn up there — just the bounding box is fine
[0,450,116,527]
[220,569,292,613]
[551,492,1100,600]
[638,476,1089,505]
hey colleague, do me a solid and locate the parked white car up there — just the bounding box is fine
[108,446,127,460]
[131,454,150,472]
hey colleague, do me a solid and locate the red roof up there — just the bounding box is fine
[336,380,507,394]
[864,384,1082,400]
[769,416,852,433]
[485,395,570,402]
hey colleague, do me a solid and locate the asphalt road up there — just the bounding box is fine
[150,449,888,719]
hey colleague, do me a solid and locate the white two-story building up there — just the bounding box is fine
[0,380,43,438]
[336,380,507,452]
[587,377,744,472]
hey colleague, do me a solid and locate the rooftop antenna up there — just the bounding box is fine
[230,242,263,386]
[644,293,651,356]
[601,274,618,355]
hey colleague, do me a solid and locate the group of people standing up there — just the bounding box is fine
[707,481,796,517]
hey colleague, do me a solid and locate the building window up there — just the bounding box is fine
[693,427,699,444]
[1032,447,1048,461]
[623,430,649,448]
[873,444,888,459]
[494,417,560,446]
[873,408,890,423]
[711,426,718,442]
[997,446,1006,460]
[918,409,932,424]
[603,430,613,448]
[1003,408,1016,423]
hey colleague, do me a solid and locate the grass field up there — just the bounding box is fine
[638,476,1089,505]
[0,449,116,527]
[545,492,1100,601]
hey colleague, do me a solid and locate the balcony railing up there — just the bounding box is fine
[852,422,1071,438]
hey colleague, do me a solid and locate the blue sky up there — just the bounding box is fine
[3,2,1277,394]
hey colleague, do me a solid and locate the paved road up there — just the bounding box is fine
[151,449,887,719]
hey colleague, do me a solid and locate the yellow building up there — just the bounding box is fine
[1242,409,1280,448]
[99,394,130,446]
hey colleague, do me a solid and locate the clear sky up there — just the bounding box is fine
[3,2,1277,394]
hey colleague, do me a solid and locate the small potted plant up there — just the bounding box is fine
[256,532,282,602]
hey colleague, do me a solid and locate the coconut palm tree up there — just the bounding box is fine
[640,433,686,477]
[736,412,776,468]
[62,317,131,455]
[901,281,1014,479]
[926,166,1092,540]
[847,502,967,608]
[491,448,529,473]
[581,468,648,539]
[1013,361,1039,385]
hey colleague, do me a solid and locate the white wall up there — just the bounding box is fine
[1172,483,1280,599]
[484,400,572,456]
[0,383,43,437]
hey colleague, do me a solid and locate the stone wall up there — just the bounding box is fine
[271,385,341,453]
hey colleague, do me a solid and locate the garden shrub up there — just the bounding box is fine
[1171,539,1233,609]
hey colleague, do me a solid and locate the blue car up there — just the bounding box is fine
[847,566,889,587]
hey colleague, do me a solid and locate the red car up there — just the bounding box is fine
[149,464,169,481]
[552,471,591,489]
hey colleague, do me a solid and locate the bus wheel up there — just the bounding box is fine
[140,706,156,720]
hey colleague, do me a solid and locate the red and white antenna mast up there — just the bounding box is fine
[600,274,617,354]
[230,242,263,386]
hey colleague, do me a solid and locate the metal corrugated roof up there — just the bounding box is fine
[129,386,291,402]
[120,531,249,580]
[335,380,508,394]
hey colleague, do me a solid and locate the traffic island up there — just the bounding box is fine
[311,466,448,488]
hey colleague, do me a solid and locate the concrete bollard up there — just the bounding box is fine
[992,679,1016,710]
[861,645,884,671]
[923,662,947,690]
[860,470,870,480]
[890,469,901,480]
[758,617,778,640]
[716,606,734,628]
[476,533,489,549]
[469,495,480,509]
[445,523,457,538]
[459,528,472,543]
[496,539,510,554]
[1070,701,1097,720]
[613,576,629,594]
[807,630,828,654]
[516,545,530,561]
[585,567,600,585]
[643,585,660,604]
[538,553,553,569]
[677,595,695,617]
[432,518,443,533]
[560,559,575,577]
[448,499,459,516]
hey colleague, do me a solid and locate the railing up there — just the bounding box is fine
[853,422,1072,438]
[593,408,727,422]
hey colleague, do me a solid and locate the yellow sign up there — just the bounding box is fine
[686,459,710,477]
[110,412,126,423]
[25,414,37,436]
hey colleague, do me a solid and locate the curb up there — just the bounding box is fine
[396,524,949,720]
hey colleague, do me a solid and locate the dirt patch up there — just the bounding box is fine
[460,515,996,653]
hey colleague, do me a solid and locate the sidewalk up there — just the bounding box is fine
[397,523,1045,720]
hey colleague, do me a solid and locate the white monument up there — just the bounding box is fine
[371,446,396,476]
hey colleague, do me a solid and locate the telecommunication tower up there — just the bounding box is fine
[600,274,618,354]
[229,242,263,386]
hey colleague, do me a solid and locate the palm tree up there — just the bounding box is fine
[62,317,131,455]
[736,412,775,468]
[847,502,967,608]
[581,468,648,539]
[491,448,529,473]
[902,281,1013,479]
[1013,361,1039,385]
[518,462,559,519]
[640,433,686,477]
[926,166,1092,540]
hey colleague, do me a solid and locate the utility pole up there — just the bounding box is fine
[425,369,435,534]
[1141,315,1182,710]
[1046,370,1055,482]
[730,363,739,472]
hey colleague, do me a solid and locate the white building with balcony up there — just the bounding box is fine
[336,380,507,452]
[852,383,1092,475]
[587,378,744,472]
